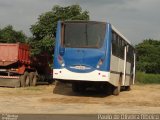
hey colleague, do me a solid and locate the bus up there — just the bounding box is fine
[53,20,136,95]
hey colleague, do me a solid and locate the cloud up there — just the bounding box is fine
[0,1,13,8]
[0,0,160,45]
[0,0,61,36]
[64,0,127,5]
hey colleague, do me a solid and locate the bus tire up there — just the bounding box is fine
[29,72,37,86]
[113,83,120,95]
[113,76,122,95]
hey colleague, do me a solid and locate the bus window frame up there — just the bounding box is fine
[61,21,106,49]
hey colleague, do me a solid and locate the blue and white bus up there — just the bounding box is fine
[53,21,136,95]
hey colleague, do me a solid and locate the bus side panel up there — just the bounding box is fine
[110,55,122,86]
[107,24,124,87]
[110,55,133,87]
[109,28,134,87]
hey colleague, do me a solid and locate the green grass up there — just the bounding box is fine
[136,71,160,84]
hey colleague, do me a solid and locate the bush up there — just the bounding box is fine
[136,71,160,84]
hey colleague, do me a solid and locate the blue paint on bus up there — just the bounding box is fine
[53,21,112,73]
[53,21,62,69]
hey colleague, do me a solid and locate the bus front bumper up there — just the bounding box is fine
[53,68,110,82]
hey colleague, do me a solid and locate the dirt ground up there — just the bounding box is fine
[0,82,159,114]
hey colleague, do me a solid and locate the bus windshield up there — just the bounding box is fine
[63,22,106,48]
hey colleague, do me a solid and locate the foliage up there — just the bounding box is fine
[136,71,160,84]
[135,39,160,73]
[0,25,26,43]
[29,4,90,55]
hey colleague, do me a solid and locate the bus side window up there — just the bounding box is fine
[112,31,117,55]
[112,31,125,59]
[127,46,134,74]
[127,46,134,63]
[119,38,125,59]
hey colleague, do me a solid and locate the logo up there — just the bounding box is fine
[70,65,91,70]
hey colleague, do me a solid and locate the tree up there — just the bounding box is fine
[29,4,89,55]
[0,25,26,43]
[135,39,160,73]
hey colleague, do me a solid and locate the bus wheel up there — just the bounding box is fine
[20,72,29,87]
[29,72,37,86]
[113,77,122,95]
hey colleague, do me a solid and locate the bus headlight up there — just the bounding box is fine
[61,63,65,67]
[97,59,104,68]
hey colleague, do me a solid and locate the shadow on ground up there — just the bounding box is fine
[52,82,114,98]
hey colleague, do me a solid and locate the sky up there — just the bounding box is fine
[0,0,160,45]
